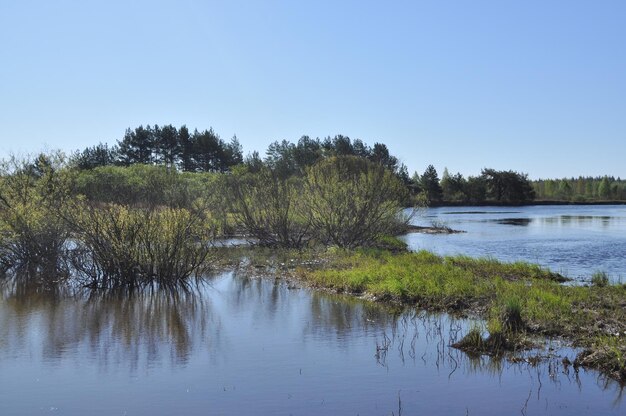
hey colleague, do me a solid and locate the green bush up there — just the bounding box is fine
[229,166,310,247]
[75,164,220,209]
[67,203,214,289]
[0,153,74,277]
[303,156,409,248]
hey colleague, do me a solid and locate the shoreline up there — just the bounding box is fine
[425,200,626,208]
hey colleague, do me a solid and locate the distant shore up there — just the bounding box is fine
[426,200,626,208]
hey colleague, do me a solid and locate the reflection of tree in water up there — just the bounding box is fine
[227,272,286,324]
[3,272,624,409]
[305,290,401,339]
[0,281,221,370]
[539,215,618,228]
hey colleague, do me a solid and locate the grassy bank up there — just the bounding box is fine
[296,249,626,382]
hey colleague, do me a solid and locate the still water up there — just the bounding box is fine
[403,205,626,282]
[1,273,623,415]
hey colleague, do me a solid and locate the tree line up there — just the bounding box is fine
[532,176,626,202]
[72,125,243,172]
[413,166,536,205]
[415,168,626,204]
[69,124,624,205]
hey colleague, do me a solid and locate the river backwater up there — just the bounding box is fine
[402,205,626,282]
[1,269,624,415]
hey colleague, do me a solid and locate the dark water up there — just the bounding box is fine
[402,205,626,282]
[1,273,624,415]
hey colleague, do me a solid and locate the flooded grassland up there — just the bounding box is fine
[1,205,625,415]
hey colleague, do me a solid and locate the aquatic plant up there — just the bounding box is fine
[501,295,524,332]
[575,336,626,381]
[453,325,485,355]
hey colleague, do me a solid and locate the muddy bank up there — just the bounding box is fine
[403,224,465,234]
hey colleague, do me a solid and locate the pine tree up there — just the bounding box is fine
[117,125,156,165]
[178,125,196,172]
[420,165,443,202]
[155,124,180,168]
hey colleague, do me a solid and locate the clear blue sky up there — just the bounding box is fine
[1,0,624,179]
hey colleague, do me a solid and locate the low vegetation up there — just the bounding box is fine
[0,154,218,288]
[0,151,414,286]
[297,249,626,381]
[65,203,214,289]
[591,270,610,287]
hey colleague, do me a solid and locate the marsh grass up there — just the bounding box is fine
[576,336,626,381]
[298,249,626,381]
[501,295,524,332]
[453,325,486,356]
[591,271,610,287]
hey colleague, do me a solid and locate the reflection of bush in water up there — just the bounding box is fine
[0,285,218,367]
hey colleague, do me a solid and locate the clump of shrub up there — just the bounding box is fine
[74,164,218,210]
[229,166,310,248]
[228,156,415,249]
[67,203,215,289]
[302,156,410,248]
[0,153,74,279]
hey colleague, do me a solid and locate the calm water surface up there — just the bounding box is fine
[403,205,626,282]
[1,272,623,415]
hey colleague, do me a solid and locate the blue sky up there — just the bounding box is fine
[1,0,624,179]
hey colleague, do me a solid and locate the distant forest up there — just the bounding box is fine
[70,124,626,205]
[533,177,626,202]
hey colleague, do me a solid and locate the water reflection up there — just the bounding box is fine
[0,281,219,369]
[0,273,624,415]
[368,309,625,412]
[539,215,618,228]
[481,215,620,228]
[306,291,402,339]
[494,218,533,226]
